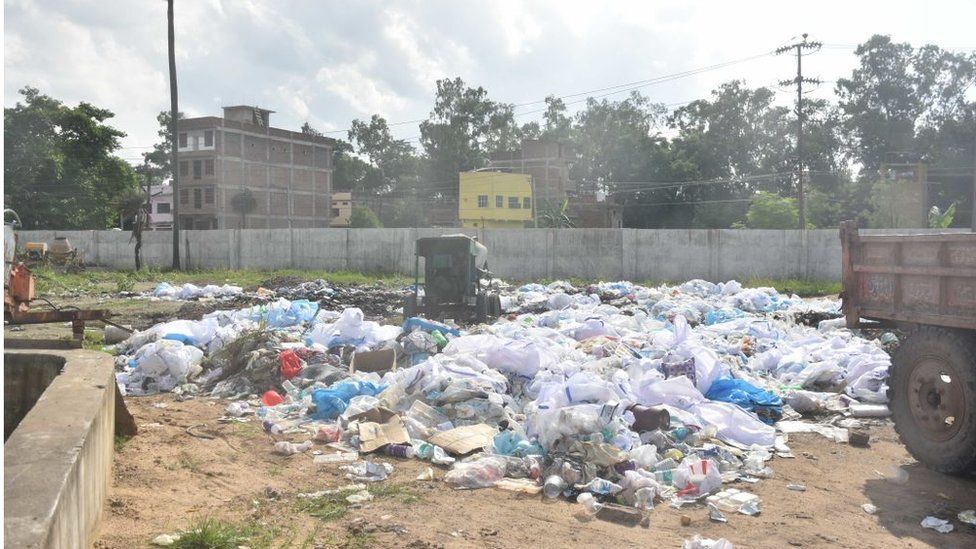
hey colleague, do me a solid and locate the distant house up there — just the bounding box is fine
[458,171,533,229]
[149,184,173,230]
[329,192,353,227]
[174,106,335,230]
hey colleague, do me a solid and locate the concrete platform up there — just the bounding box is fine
[4,350,116,548]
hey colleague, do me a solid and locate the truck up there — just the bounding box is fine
[840,220,976,473]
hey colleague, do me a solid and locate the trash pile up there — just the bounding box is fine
[113,278,892,523]
[144,279,408,319]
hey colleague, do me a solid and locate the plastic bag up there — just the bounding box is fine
[279,349,303,380]
[310,380,385,420]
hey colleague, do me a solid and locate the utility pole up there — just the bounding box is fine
[777,33,822,230]
[144,157,152,229]
[168,0,181,269]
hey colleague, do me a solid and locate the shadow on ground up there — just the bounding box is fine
[863,463,976,547]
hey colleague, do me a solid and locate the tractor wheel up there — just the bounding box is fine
[487,293,502,319]
[889,326,976,474]
[402,295,417,320]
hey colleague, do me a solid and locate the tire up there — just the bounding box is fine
[402,295,417,320]
[889,326,976,474]
[487,293,502,318]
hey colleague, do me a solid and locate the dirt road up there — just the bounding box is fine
[95,395,976,549]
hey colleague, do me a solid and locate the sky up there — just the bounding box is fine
[5,0,976,165]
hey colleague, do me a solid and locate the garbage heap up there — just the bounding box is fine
[113,278,891,520]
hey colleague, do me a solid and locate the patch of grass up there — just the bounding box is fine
[177,451,202,473]
[343,532,374,549]
[172,517,271,549]
[296,483,420,523]
[367,483,420,504]
[82,329,105,351]
[114,435,131,452]
[32,266,411,297]
[743,277,841,297]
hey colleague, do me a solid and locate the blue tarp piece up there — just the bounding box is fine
[309,380,385,420]
[402,317,461,337]
[705,378,784,424]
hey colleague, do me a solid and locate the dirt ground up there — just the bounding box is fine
[93,395,976,549]
[7,285,976,548]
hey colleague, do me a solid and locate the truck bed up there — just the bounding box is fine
[840,222,976,330]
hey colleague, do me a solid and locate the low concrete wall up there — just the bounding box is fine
[4,350,116,549]
[15,227,966,282]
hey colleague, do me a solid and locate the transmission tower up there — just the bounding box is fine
[777,33,822,230]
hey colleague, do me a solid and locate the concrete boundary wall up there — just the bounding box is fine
[4,350,116,548]
[14,228,966,282]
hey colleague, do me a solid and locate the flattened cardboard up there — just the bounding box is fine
[350,348,397,374]
[357,415,409,453]
[427,424,496,455]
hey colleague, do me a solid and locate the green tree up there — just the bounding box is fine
[4,86,137,229]
[740,192,801,229]
[418,77,523,196]
[139,110,185,182]
[929,203,957,228]
[230,189,257,229]
[348,115,418,193]
[349,206,382,228]
[836,35,976,171]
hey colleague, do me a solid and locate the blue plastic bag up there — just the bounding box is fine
[705,378,783,424]
[492,430,544,457]
[310,380,385,420]
[402,317,460,337]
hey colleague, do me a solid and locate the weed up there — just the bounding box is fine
[743,277,841,297]
[177,451,202,473]
[343,532,374,549]
[82,329,105,351]
[367,483,419,504]
[114,435,130,452]
[172,517,268,549]
[115,273,136,293]
[266,464,283,477]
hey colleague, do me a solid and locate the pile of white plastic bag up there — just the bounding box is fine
[150,282,244,301]
[113,277,892,517]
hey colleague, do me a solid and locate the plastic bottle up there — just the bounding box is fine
[383,443,416,459]
[577,478,623,495]
[543,475,567,498]
[281,380,301,402]
[430,330,449,348]
[262,420,284,435]
[576,492,603,515]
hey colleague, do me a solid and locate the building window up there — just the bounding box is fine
[193,160,202,179]
[331,208,340,217]
[179,189,188,205]
[509,196,520,209]
[204,187,214,204]
[477,195,488,208]
[156,202,171,214]
[193,188,202,209]
[495,195,503,208]
[523,197,531,210]
[178,132,187,147]
[204,159,214,176]
[204,130,213,147]
[179,161,189,177]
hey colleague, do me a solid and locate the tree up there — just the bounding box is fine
[739,192,801,229]
[115,188,149,269]
[418,77,523,195]
[349,206,382,228]
[230,189,257,229]
[348,115,418,192]
[140,110,185,181]
[929,203,957,228]
[836,35,976,172]
[3,86,137,229]
[537,199,575,228]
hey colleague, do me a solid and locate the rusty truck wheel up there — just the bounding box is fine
[889,327,976,473]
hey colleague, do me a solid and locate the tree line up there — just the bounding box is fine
[5,34,974,230]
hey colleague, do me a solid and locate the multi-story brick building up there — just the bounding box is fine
[175,106,334,229]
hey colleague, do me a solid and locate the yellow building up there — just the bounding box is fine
[458,171,533,228]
